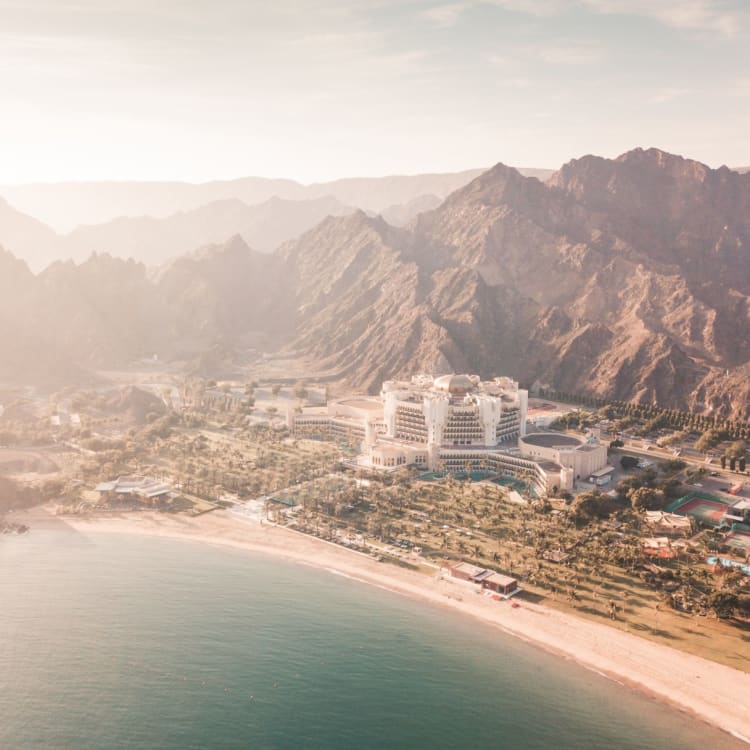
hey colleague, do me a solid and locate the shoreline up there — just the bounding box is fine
[20,507,750,744]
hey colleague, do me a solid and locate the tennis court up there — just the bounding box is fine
[666,492,731,527]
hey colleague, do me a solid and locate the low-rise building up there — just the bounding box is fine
[481,572,519,596]
[643,510,693,536]
[643,537,676,560]
[723,499,750,525]
[518,432,609,482]
[449,561,487,582]
[95,476,174,505]
[449,562,519,597]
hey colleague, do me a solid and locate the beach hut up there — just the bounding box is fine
[481,572,519,597]
[449,562,487,582]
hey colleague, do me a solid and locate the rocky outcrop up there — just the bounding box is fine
[275,148,750,417]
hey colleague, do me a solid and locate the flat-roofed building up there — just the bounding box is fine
[95,476,174,505]
[290,397,382,448]
[449,561,487,582]
[449,563,520,597]
[519,432,608,481]
[481,572,519,596]
[724,499,750,525]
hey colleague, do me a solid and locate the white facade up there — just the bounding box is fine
[518,433,609,481]
[290,374,603,496]
[380,374,527,468]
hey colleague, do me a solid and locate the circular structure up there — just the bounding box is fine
[433,374,475,393]
[521,432,582,448]
[518,431,609,484]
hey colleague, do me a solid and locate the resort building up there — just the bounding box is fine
[95,476,174,505]
[449,562,519,597]
[643,511,693,536]
[288,397,383,449]
[518,433,608,482]
[481,572,519,596]
[449,561,488,582]
[289,373,610,496]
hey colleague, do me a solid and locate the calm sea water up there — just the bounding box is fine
[0,525,744,750]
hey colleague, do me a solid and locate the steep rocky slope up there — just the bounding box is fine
[4,148,750,417]
[157,235,288,352]
[277,149,750,416]
[36,254,170,366]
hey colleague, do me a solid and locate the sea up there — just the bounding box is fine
[0,525,745,750]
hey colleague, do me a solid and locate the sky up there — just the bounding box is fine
[1,0,749,183]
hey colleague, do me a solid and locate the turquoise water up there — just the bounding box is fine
[0,526,744,750]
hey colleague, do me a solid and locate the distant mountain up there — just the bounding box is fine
[0,192,358,270]
[37,253,170,366]
[0,198,61,271]
[0,248,88,386]
[0,167,554,270]
[6,149,750,418]
[64,195,356,265]
[300,170,487,214]
[380,194,442,226]
[155,235,288,352]
[0,168,538,231]
[0,169,501,268]
[0,177,301,233]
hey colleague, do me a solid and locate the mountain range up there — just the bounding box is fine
[0,168,524,270]
[0,168,502,232]
[2,149,750,418]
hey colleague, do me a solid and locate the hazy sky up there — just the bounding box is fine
[1,0,749,183]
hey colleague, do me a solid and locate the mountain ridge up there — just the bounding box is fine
[0,167,500,232]
[3,148,750,418]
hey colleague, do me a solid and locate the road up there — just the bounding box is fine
[600,430,748,498]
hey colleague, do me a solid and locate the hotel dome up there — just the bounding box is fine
[433,374,475,393]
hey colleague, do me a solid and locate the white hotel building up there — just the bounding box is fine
[290,374,608,496]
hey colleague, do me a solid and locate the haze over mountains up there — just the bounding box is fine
[2,150,750,417]
[0,167,522,270]
[0,169,493,231]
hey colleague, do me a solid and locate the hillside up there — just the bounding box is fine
[0,249,90,386]
[3,149,750,418]
[276,149,750,416]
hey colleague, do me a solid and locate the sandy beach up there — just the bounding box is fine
[24,507,750,744]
